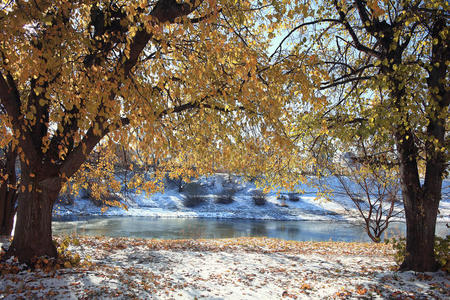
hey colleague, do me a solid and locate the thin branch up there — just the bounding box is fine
[320,75,373,89]
[269,18,341,59]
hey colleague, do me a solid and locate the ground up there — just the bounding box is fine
[1,237,449,299]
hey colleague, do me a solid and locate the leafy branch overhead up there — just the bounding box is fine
[0,0,300,262]
[0,0,291,182]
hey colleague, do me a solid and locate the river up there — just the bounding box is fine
[52,216,449,242]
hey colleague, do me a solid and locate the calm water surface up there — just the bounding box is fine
[52,217,449,242]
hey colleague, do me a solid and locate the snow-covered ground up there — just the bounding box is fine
[1,237,448,299]
[54,175,450,223]
[2,176,449,299]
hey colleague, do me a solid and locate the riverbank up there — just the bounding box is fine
[53,176,450,223]
[1,237,449,299]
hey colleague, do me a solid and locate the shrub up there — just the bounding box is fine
[182,182,205,195]
[434,236,450,272]
[288,193,300,202]
[386,236,407,266]
[252,190,266,206]
[164,174,184,192]
[85,187,104,207]
[181,182,207,207]
[352,197,365,204]
[215,188,235,204]
[277,195,288,207]
[183,195,205,208]
[386,235,449,272]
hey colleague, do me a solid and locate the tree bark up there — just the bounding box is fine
[0,185,17,236]
[0,146,17,236]
[6,174,61,263]
[400,192,440,272]
[395,129,440,272]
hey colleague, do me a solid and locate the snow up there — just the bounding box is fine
[2,176,449,299]
[53,175,450,223]
[1,237,448,299]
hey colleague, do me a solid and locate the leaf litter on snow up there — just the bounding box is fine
[1,236,449,299]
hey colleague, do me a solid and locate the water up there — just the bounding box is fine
[52,216,449,242]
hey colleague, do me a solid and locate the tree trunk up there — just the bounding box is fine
[396,129,440,272]
[6,175,61,263]
[0,146,17,236]
[400,193,440,272]
[0,186,17,236]
[398,16,447,272]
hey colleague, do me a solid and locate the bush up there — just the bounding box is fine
[386,235,449,272]
[435,236,450,271]
[215,188,235,204]
[288,193,300,202]
[183,195,205,208]
[277,195,288,207]
[182,182,206,195]
[386,236,407,266]
[182,182,207,207]
[85,187,104,207]
[252,190,266,206]
[352,197,365,204]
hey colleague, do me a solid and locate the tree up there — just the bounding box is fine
[334,151,402,243]
[281,0,448,271]
[0,0,295,262]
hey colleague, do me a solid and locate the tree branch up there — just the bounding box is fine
[320,75,373,89]
[270,18,341,59]
[0,71,41,167]
[333,0,381,58]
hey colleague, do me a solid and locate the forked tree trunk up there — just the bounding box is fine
[6,175,62,263]
[396,129,441,272]
[400,192,440,272]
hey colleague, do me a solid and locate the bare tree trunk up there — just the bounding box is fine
[6,174,61,263]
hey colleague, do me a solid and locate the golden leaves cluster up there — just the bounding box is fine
[0,0,350,196]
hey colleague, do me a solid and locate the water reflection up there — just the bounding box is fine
[52,217,449,242]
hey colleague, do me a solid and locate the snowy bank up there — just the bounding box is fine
[54,175,450,223]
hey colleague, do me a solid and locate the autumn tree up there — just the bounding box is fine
[281,0,448,271]
[0,0,298,262]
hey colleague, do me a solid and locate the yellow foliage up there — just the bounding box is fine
[0,0,307,196]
